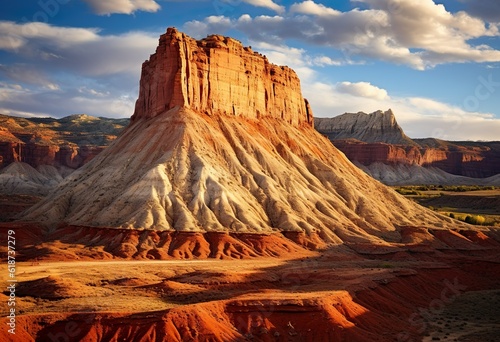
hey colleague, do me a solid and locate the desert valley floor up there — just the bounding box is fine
[0,222,499,341]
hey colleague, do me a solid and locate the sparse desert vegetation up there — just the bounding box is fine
[394,186,500,226]
[395,185,498,195]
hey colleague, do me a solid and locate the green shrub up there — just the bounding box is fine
[464,215,486,225]
[395,188,420,196]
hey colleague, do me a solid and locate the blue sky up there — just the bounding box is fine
[0,0,499,140]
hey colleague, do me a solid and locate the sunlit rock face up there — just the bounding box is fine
[23,28,456,244]
[132,28,313,127]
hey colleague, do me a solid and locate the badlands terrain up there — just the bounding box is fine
[0,28,499,341]
[315,111,500,185]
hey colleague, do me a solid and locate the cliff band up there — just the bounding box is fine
[132,28,313,126]
[315,110,415,145]
[316,110,500,181]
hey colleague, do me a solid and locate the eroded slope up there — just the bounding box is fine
[23,107,460,245]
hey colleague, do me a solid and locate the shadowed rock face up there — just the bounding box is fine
[22,28,459,241]
[132,28,313,127]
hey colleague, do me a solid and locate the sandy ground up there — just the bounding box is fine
[422,290,500,342]
[0,257,291,315]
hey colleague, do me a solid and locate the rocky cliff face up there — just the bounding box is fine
[332,140,454,167]
[22,28,455,240]
[0,139,104,170]
[315,109,414,145]
[333,140,500,184]
[317,110,500,180]
[0,114,128,170]
[332,140,500,179]
[331,141,424,166]
[132,28,313,127]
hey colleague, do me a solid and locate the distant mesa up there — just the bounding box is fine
[0,113,127,170]
[0,114,129,199]
[316,110,500,185]
[20,28,457,244]
[315,109,416,146]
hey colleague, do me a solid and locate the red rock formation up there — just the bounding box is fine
[54,145,103,169]
[423,149,498,178]
[0,142,103,170]
[333,140,499,178]
[317,111,500,179]
[132,27,313,127]
[0,142,22,167]
[0,114,127,171]
[22,28,461,238]
[332,141,420,165]
[0,141,58,168]
[23,143,60,167]
[55,145,80,168]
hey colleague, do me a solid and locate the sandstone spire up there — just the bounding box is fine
[132,27,313,127]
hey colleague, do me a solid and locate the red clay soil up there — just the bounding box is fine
[1,260,499,342]
[0,223,320,261]
[2,222,499,262]
[1,223,499,341]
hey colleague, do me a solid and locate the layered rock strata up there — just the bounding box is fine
[0,114,127,170]
[315,109,414,145]
[132,28,313,127]
[316,110,500,179]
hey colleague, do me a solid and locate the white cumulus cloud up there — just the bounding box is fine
[82,0,161,15]
[242,0,284,13]
[0,21,161,118]
[185,0,500,69]
[0,22,158,77]
[336,81,389,100]
[290,0,340,16]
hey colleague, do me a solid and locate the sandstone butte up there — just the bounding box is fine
[132,28,313,126]
[19,27,472,241]
[20,27,465,245]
